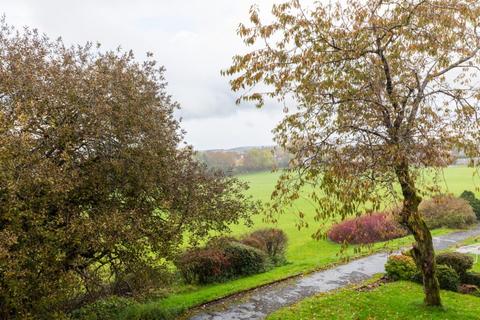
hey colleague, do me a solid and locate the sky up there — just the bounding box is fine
[1,0,288,150]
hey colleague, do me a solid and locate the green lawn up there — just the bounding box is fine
[122,166,479,318]
[267,281,480,320]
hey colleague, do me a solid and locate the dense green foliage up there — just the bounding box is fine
[222,241,270,277]
[419,194,476,229]
[436,252,474,277]
[0,22,257,318]
[70,296,135,320]
[267,281,480,320]
[385,255,417,281]
[460,190,480,220]
[434,265,460,292]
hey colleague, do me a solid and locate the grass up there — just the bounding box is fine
[267,281,480,320]
[122,166,479,318]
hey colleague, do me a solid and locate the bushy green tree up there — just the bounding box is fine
[0,20,257,318]
[460,191,480,220]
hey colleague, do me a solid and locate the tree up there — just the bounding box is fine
[224,0,480,306]
[242,148,275,172]
[0,21,258,318]
[197,150,238,172]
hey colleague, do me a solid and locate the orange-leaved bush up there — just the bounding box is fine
[419,194,476,229]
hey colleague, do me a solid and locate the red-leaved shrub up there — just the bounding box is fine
[176,247,231,284]
[327,212,408,244]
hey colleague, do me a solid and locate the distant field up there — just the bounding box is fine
[122,166,480,318]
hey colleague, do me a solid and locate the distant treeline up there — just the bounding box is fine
[196,146,291,174]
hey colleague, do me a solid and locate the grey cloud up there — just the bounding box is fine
[1,0,286,149]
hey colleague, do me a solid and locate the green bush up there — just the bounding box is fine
[460,190,480,220]
[412,265,460,292]
[419,194,476,229]
[385,255,417,281]
[436,264,460,291]
[223,241,270,277]
[241,228,288,265]
[463,271,480,287]
[436,252,474,276]
[70,296,135,320]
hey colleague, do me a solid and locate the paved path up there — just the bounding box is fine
[189,225,480,320]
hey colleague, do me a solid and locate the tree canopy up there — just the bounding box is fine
[0,20,257,318]
[224,0,480,306]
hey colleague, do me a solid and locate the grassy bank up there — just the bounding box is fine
[119,167,478,318]
[267,281,480,319]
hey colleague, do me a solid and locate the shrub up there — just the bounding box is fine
[223,241,270,277]
[176,239,270,284]
[413,264,460,291]
[419,194,476,229]
[463,272,480,287]
[328,212,408,244]
[436,252,473,276]
[436,264,460,291]
[460,191,480,220]
[176,247,231,284]
[70,296,135,320]
[241,228,288,265]
[458,284,480,295]
[385,254,417,281]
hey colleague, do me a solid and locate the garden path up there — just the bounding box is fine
[189,225,480,320]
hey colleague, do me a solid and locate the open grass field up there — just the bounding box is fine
[267,281,480,320]
[123,166,479,318]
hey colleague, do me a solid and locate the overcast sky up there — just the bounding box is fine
[2,0,290,150]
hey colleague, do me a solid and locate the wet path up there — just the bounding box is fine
[189,225,480,320]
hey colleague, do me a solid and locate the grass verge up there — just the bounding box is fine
[267,281,480,320]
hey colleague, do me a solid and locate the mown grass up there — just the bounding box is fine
[122,166,479,318]
[267,281,480,320]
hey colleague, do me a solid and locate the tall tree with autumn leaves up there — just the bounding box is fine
[224,0,480,306]
[0,21,258,318]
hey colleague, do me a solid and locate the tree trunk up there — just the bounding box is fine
[395,162,441,306]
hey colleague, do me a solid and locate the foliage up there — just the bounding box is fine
[70,296,135,320]
[462,272,480,287]
[419,195,476,229]
[267,281,480,320]
[222,241,270,277]
[119,306,174,320]
[176,238,270,285]
[242,228,288,265]
[435,265,460,292]
[196,147,291,174]
[328,212,408,244]
[0,20,258,318]
[413,264,459,292]
[385,255,417,281]
[436,252,474,276]
[176,247,231,284]
[241,148,276,173]
[224,0,480,305]
[460,191,480,220]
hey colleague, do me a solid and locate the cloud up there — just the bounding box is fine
[1,0,285,149]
